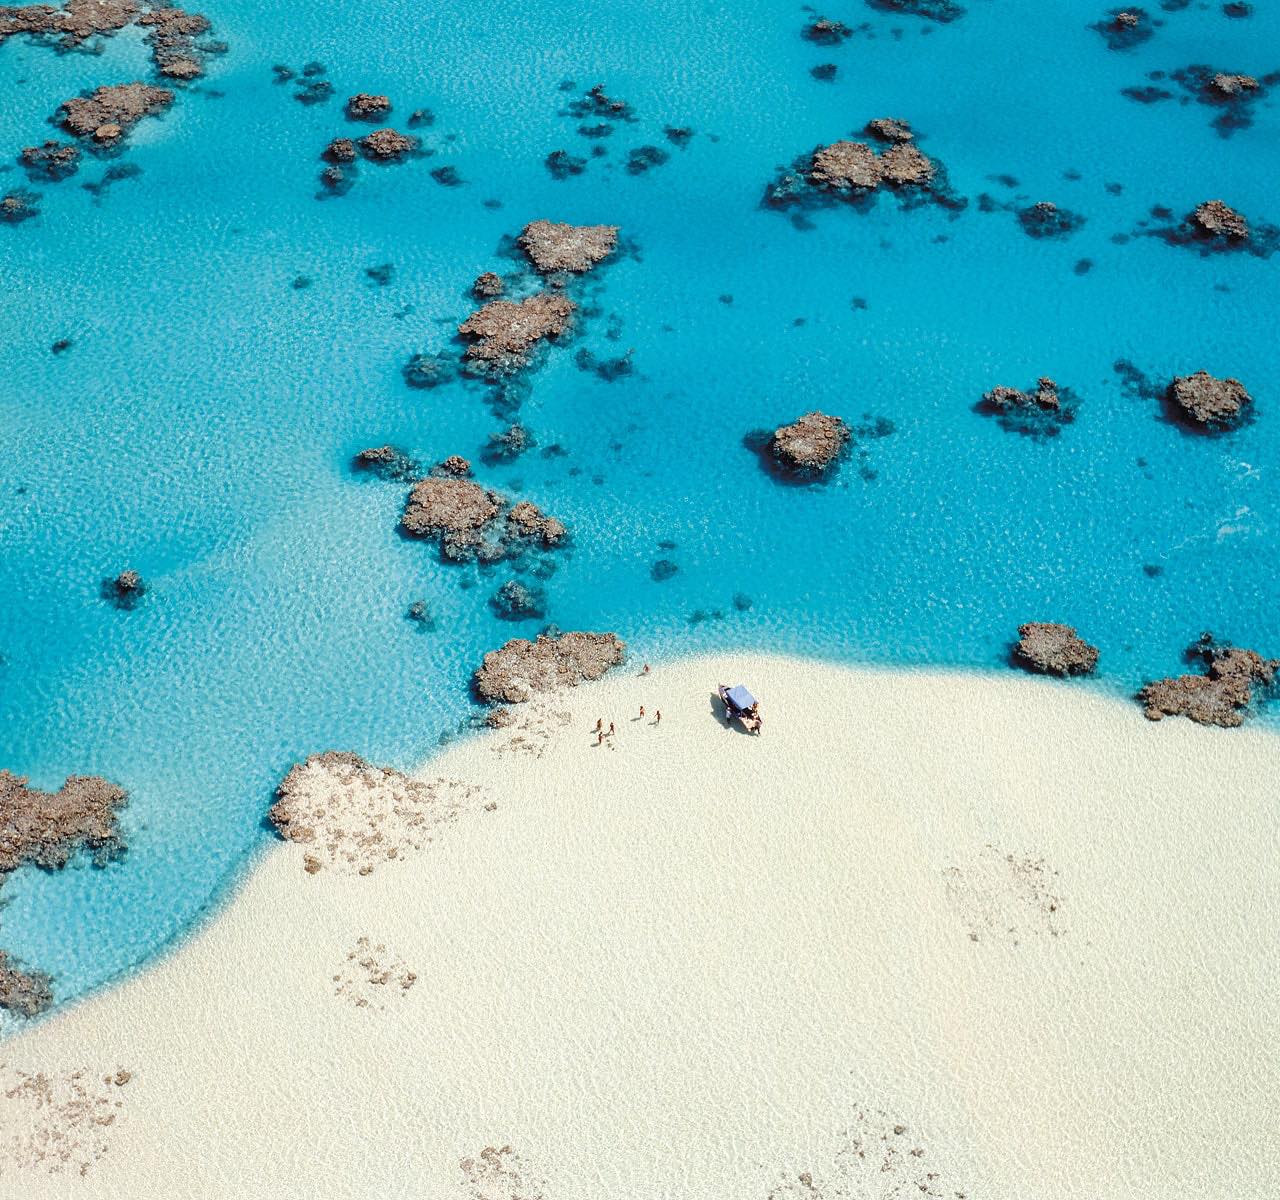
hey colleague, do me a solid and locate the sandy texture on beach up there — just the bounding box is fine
[2,655,1278,1199]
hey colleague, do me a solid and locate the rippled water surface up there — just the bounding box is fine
[1,0,1277,1010]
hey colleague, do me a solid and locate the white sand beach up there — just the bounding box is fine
[2,654,1278,1199]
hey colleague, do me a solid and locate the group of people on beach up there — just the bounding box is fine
[593,664,661,745]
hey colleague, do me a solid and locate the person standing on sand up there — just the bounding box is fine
[608,722,615,736]
[639,706,645,719]
[596,730,604,746]
[642,664,650,675]
[654,710,661,725]
[595,718,603,732]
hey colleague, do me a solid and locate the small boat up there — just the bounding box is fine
[719,683,763,735]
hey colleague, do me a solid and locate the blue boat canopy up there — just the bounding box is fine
[726,685,756,710]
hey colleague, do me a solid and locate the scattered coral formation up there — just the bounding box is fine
[332,936,416,1009]
[1017,200,1086,239]
[0,1064,132,1177]
[101,568,146,608]
[1167,370,1251,430]
[353,445,419,482]
[770,411,850,475]
[358,127,417,160]
[803,16,852,45]
[59,83,173,143]
[346,92,390,120]
[401,477,565,562]
[1190,198,1249,242]
[472,271,505,298]
[517,219,619,274]
[458,293,575,368]
[1092,7,1153,50]
[1013,623,1099,676]
[459,1145,547,1200]
[137,7,213,80]
[1139,635,1278,726]
[0,950,53,1018]
[490,579,547,620]
[474,631,626,704]
[19,140,80,181]
[0,770,128,877]
[979,377,1077,438]
[270,751,486,874]
[943,844,1066,944]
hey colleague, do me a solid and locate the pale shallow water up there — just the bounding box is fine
[1,2,1277,1009]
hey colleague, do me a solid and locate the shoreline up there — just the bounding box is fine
[3,653,1278,1198]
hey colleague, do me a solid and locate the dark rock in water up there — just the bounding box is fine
[1139,635,1278,726]
[979,378,1077,438]
[102,569,146,608]
[575,347,634,381]
[490,579,547,620]
[879,143,935,187]
[0,950,53,1018]
[401,477,565,562]
[1166,64,1274,136]
[483,423,532,464]
[650,558,679,582]
[733,592,754,611]
[20,140,80,182]
[545,149,587,180]
[664,125,694,147]
[403,351,458,390]
[406,599,435,629]
[319,163,352,194]
[407,107,434,128]
[137,7,216,81]
[51,338,73,354]
[770,411,851,474]
[803,17,853,44]
[1018,201,1086,239]
[473,631,626,704]
[1190,199,1249,242]
[346,93,390,120]
[0,769,128,877]
[564,82,634,123]
[865,117,914,143]
[353,445,419,482]
[458,293,575,369]
[1167,370,1251,430]
[811,63,838,82]
[323,137,357,163]
[1222,2,1251,17]
[811,140,882,189]
[58,83,173,143]
[1,189,39,224]
[434,455,472,477]
[1091,8,1153,50]
[867,0,966,23]
[1013,623,1099,676]
[1209,71,1259,96]
[473,271,505,298]
[1074,258,1093,275]
[518,220,619,274]
[431,165,463,187]
[0,0,138,49]
[358,128,417,161]
[365,262,394,287]
[625,145,670,175]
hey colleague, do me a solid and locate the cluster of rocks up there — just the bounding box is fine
[765,119,963,216]
[101,568,146,608]
[346,92,390,120]
[1189,198,1249,242]
[867,0,966,23]
[1,188,38,223]
[482,422,532,464]
[490,579,547,620]
[769,411,850,475]
[19,139,80,181]
[1013,623,1099,676]
[473,631,626,704]
[59,82,173,144]
[517,219,619,274]
[472,271,504,298]
[979,377,1077,438]
[802,16,853,45]
[401,475,566,562]
[1166,370,1252,430]
[1017,200,1087,239]
[1,3,221,80]
[458,292,575,369]
[353,444,419,482]
[1139,635,1278,726]
[0,950,53,1018]
[1092,7,1154,50]
[0,769,128,876]
[1165,197,1280,257]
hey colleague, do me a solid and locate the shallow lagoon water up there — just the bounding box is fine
[0,1,1277,1010]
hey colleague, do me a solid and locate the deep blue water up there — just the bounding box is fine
[1,0,1277,1020]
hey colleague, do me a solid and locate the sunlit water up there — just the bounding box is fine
[1,0,1277,1014]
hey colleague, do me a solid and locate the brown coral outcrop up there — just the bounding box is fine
[1167,370,1251,429]
[472,271,505,298]
[59,82,173,141]
[865,117,914,143]
[346,93,390,119]
[517,220,619,274]
[0,950,53,1018]
[1210,72,1258,96]
[401,476,565,561]
[879,143,935,187]
[1139,639,1277,727]
[1190,200,1249,241]
[1013,623,1099,676]
[770,411,850,473]
[474,632,626,704]
[0,770,127,876]
[0,0,138,47]
[984,378,1062,412]
[810,140,882,189]
[358,127,416,160]
[458,293,575,367]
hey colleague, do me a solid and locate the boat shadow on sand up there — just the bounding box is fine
[708,690,755,735]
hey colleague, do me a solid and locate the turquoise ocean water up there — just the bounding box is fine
[1,0,1277,1015]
